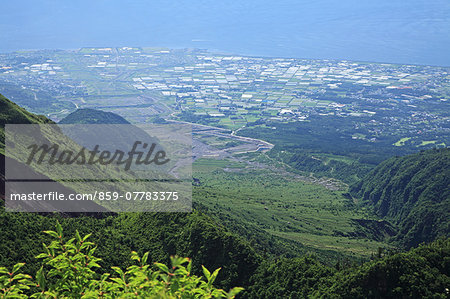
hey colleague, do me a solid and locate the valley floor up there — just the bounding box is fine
[193,158,392,261]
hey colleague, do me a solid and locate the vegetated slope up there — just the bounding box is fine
[350,148,450,248]
[60,108,361,261]
[316,238,450,298]
[0,204,260,290]
[0,222,244,298]
[0,94,260,289]
[58,107,162,154]
[59,108,130,124]
[0,93,52,152]
[0,93,51,125]
[192,162,394,262]
[62,109,368,261]
[1,99,165,212]
[237,116,415,184]
[1,94,449,297]
[245,238,450,298]
[1,94,99,212]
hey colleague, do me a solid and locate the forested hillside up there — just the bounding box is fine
[351,148,450,248]
[246,238,450,298]
[2,223,449,298]
[0,93,53,153]
[238,116,415,184]
[0,94,260,290]
[59,108,131,124]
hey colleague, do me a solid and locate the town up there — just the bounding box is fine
[0,47,448,148]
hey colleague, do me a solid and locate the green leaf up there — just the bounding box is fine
[87,261,101,268]
[202,265,211,281]
[88,247,97,256]
[43,230,59,238]
[154,263,169,274]
[187,259,192,274]
[0,267,9,274]
[75,230,82,242]
[35,267,46,290]
[110,277,126,286]
[208,267,221,287]
[111,266,125,278]
[35,253,50,259]
[227,287,245,298]
[55,221,63,238]
[142,252,149,265]
[13,273,32,280]
[42,243,50,255]
[82,233,92,242]
[12,263,25,274]
[130,251,140,262]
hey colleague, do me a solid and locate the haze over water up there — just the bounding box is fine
[2,0,450,66]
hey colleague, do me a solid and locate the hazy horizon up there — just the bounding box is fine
[2,0,450,66]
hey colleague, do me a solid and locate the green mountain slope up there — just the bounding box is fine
[0,93,260,289]
[350,148,450,248]
[246,238,449,298]
[59,108,130,124]
[57,108,162,154]
[0,93,52,153]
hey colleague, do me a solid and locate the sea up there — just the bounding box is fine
[1,0,449,66]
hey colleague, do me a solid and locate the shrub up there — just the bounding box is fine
[0,222,243,298]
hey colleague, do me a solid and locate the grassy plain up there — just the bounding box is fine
[192,158,391,260]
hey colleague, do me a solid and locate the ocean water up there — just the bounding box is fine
[1,0,449,66]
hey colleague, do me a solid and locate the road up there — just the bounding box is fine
[165,119,274,153]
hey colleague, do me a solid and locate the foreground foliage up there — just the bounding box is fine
[0,222,243,298]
